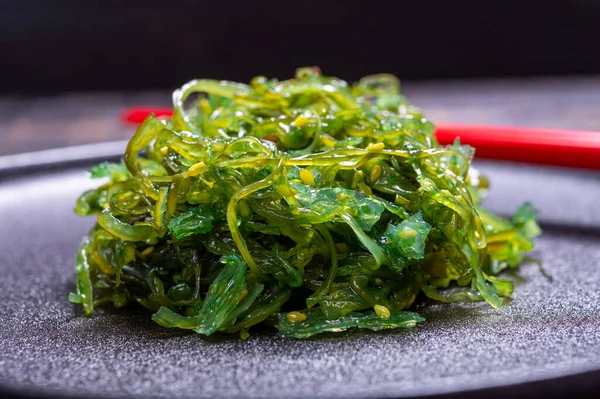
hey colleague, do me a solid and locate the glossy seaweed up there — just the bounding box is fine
[70,67,540,339]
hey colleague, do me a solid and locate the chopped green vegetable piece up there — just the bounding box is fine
[71,67,539,338]
[277,308,424,339]
[69,238,94,314]
[152,254,247,334]
[512,202,542,239]
[168,206,216,240]
[89,162,130,181]
[382,212,432,273]
[320,283,370,319]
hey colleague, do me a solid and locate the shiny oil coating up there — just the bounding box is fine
[0,158,600,399]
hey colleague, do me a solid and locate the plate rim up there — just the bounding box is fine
[0,141,126,177]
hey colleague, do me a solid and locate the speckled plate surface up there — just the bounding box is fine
[1,145,600,399]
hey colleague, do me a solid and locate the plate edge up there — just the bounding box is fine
[0,141,127,177]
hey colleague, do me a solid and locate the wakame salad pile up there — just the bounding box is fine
[70,67,540,339]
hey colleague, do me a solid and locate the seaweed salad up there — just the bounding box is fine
[70,67,540,339]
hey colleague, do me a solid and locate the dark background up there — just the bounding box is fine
[2,0,600,93]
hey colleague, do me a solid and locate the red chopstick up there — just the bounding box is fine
[121,107,600,170]
[434,124,600,170]
[123,107,174,122]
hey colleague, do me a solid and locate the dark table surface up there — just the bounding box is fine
[1,76,599,156]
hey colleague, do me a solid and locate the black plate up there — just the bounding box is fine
[1,145,600,399]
